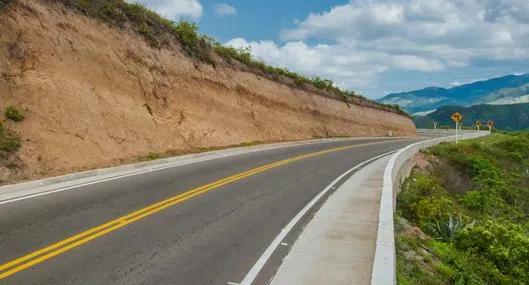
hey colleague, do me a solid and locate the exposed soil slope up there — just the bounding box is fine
[0,1,416,184]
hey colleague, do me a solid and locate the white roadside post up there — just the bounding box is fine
[456,122,459,143]
[451,112,463,144]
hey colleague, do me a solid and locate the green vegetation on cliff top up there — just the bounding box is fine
[396,132,529,284]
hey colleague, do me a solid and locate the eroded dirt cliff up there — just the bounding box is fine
[0,0,416,184]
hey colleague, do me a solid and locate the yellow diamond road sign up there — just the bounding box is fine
[451,112,463,123]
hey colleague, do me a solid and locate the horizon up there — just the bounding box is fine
[383,72,529,97]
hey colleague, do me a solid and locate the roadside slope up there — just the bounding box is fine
[0,0,416,183]
[396,132,529,284]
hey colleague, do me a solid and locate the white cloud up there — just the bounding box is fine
[227,0,529,96]
[214,3,237,17]
[139,0,203,20]
[226,38,390,90]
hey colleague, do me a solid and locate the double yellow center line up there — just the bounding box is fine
[0,139,403,279]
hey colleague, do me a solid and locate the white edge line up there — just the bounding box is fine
[0,137,398,205]
[239,149,398,285]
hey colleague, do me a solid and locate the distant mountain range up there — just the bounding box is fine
[377,74,529,114]
[413,103,529,131]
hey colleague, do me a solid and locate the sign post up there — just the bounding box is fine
[475,120,482,132]
[433,121,438,131]
[451,112,463,143]
[488,120,494,132]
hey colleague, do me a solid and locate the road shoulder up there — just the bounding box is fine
[270,156,389,285]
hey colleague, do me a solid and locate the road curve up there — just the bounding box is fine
[0,137,422,285]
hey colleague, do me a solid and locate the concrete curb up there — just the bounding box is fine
[370,131,490,285]
[0,137,397,203]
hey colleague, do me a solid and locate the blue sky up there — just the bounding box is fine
[140,0,529,99]
[198,1,337,42]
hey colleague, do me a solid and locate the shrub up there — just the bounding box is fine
[460,189,521,219]
[430,240,510,284]
[455,220,529,281]
[138,22,149,35]
[5,106,25,122]
[173,21,199,49]
[411,196,457,228]
[398,172,447,220]
[311,76,334,91]
[122,2,146,23]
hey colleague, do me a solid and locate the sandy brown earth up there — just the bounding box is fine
[0,0,416,184]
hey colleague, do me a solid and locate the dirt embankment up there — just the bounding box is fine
[0,1,416,184]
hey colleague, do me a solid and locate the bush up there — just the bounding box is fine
[430,240,510,284]
[455,220,529,281]
[173,21,199,49]
[398,172,447,220]
[5,106,25,122]
[460,189,521,218]
[411,196,457,228]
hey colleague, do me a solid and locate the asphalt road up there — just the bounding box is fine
[0,137,422,285]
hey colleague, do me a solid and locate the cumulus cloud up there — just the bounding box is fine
[227,0,529,94]
[140,0,203,20]
[214,3,237,17]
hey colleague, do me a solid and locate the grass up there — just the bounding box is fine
[50,0,409,118]
[396,132,529,284]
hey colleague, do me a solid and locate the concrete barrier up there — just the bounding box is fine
[370,130,490,285]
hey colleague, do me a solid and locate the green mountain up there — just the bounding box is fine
[377,74,529,113]
[414,103,529,131]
